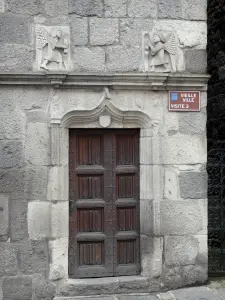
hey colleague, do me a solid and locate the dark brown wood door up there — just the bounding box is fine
[69,129,140,278]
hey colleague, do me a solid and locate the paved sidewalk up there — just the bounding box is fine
[55,280,225,299]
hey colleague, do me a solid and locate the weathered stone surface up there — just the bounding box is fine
[154,20,207,49]
[44,0,68,16]
[69,0,103,16]
[140,137,152,165]
[25,167,48,200]
[70,16,88,46]
[161,135,206,164]
[90,18,119,46]
[35,281,56,300]
[118,295,158,300]
[18,239,48,275]
[73,47,105,71]
[3,276,32,300]
[164,236,199,266]
[120,19,154,47]
[182,0,207,21]
[179,112,206,134]
[51,202,69,238]
[140,166,153,200]
[128,0,157,18]
[140,200,153,236]
[0,194,8,236]
[0,14,31,44]
[118,276,157,294]
[25,123,50,166]
[10,200,28,241]
[0,0,4,12]
[105,0,127,17]
[16,87,50,110]
[0,243,17,276]
[26,110,47,123]
[0,169,25,199]
[49,237,68,281]
[28,201,51,240]
[195,235,208,265]
[106,46,140,71]
[185,49,207,74]
[0,43,33,71]
[161,265,207,290]
[6,0,44,15]
[164,168,179,200]
[173,286,220,300]
[158,0,181,19]
[0,141,24,168]
[160,200,207,235]
[179,172,207,199]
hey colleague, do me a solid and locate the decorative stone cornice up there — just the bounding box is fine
[0,72,209,90]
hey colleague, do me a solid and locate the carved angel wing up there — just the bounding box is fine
[164,33,177,55]
[36,27,48,49]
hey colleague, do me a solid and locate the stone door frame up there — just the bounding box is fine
[48,91,163,290]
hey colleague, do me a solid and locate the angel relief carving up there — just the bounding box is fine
[140,31,178,73]
[35,26,71,71]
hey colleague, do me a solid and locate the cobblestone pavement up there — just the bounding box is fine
[55,280,225,299]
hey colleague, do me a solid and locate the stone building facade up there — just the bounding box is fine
[0,0,208,299]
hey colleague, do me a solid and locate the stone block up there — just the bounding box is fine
[49,237,68,281]
[106,46,140,71]
[34,281,56,300]
[0,169,25,199]
[179,112,206,134]
[158,0,181,19]
[69,16,88,46]
[51,202,69,238]
[140,137,152,164]
[164,168,179,200]
[0,0,4,12]
[0,243,17,276]
[0,14,31,45]
[0,194,8,236]
[10,200,28,241]
[140,199,153,236]
[105,0,127,17]
[173,286,219,300]
[118,295,157,300]
[0,107,25,140]
[69,0,103,16]
[90,18,119,46]
[120,19,154,47]
[25,123,50,166]
[26,110,47,123]
[47,166,69,201]
[0,43,33,72]
[3,276,32,300]
[128,0,157,18]
[161,135,207,164]
[153,20,206,49]
[185,49,207,74]
[6,0,44,15]
[195,235,208,265]
[18,239,48,275]
[160,200,207,235]
[179,171,207,199]
[25,167,48,200]
[28,201,51,240]
[164,236,199,266]
[16,86,50,110]
[182,0,207,20]
[0,141,24,168]
[140,165,153,200]
[73,47,105,71]
[44,0,68,16]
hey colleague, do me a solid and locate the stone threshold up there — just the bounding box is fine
[54,294,157,300]
[56,276,159,298]
[0,72,209,90]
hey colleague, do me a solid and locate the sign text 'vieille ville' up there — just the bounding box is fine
[168,91,201,112]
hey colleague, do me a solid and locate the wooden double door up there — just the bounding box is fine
[69,129,140,278]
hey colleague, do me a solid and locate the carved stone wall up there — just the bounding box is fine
[0,0,206,73]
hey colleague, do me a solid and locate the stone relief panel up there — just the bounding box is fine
[139,30,183,73]
[35,25,71,71]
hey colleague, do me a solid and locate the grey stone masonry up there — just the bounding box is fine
[90,18,119,46]
[3,276,32,300]
[179,172,207,199]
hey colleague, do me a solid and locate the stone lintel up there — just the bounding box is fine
[0,72,209,90]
